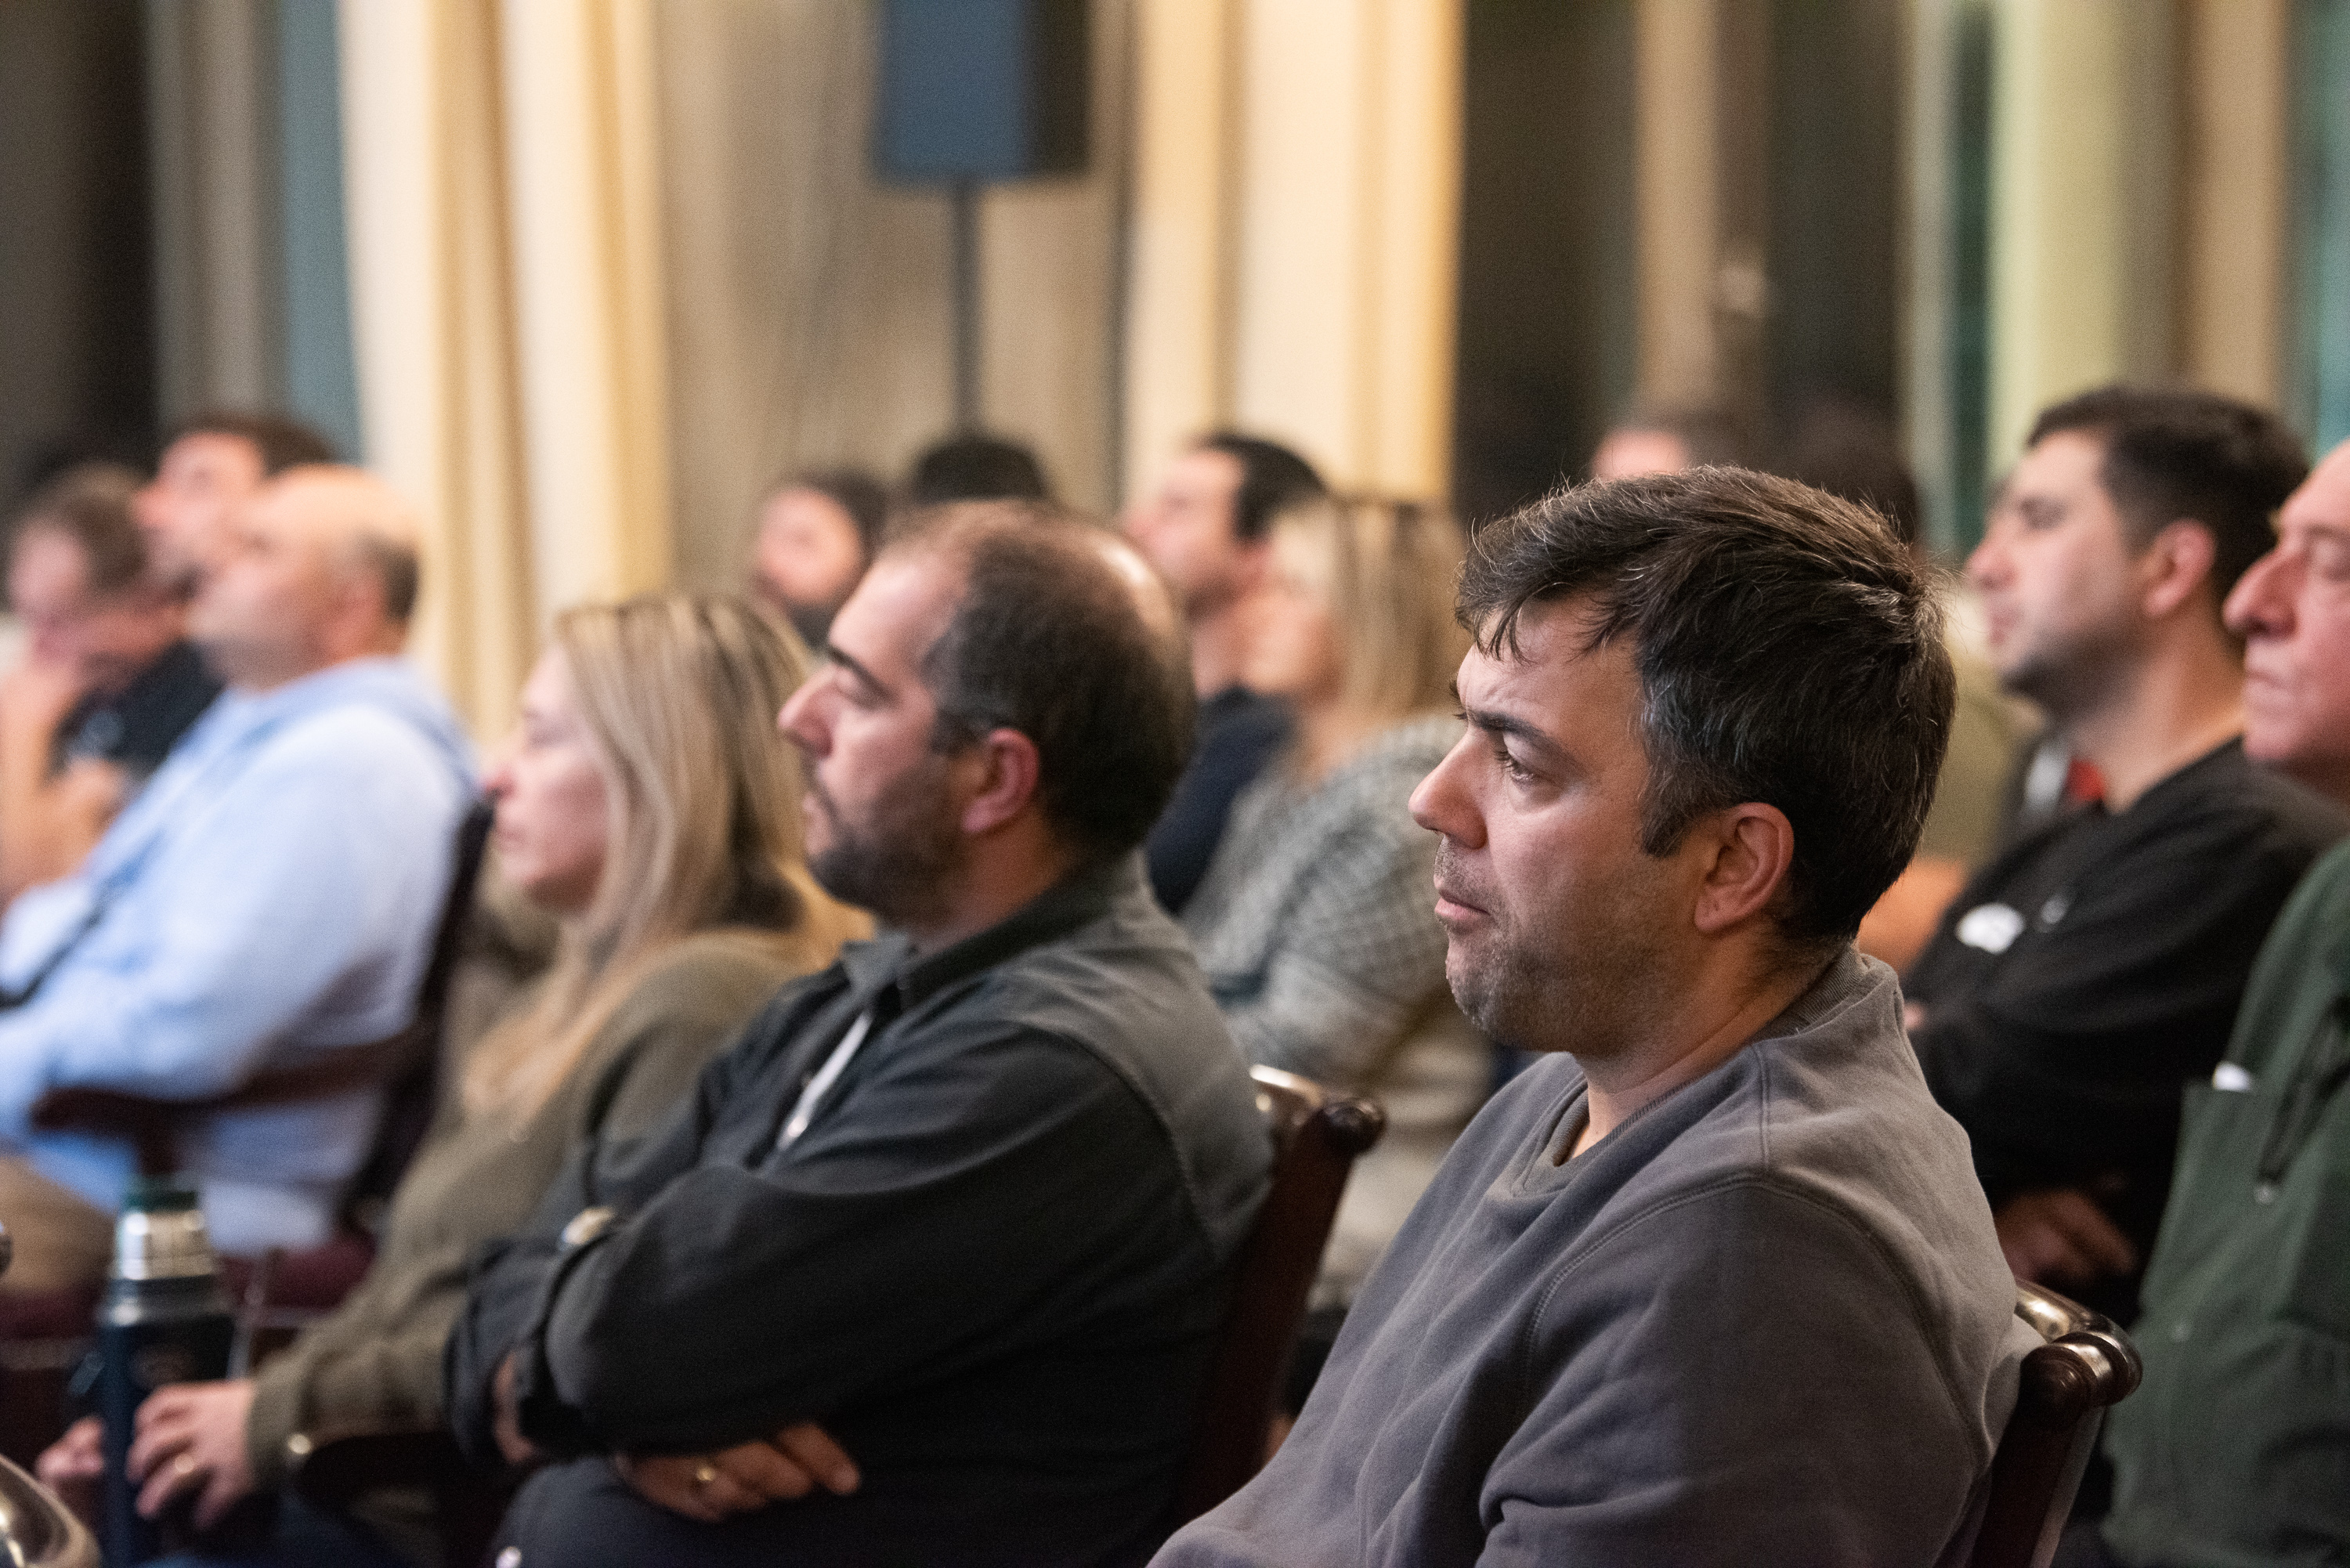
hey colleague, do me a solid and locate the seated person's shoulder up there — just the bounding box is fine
[248,699,457,798]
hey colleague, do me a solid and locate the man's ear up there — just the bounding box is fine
[2138,519,2219,620]
[958,728,1045,837]
[1690,802,1797,937]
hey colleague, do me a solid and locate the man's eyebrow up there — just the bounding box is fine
[1457,702,1564,760]
[822,644,891,699]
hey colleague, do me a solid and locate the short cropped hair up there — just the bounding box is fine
[894,502,1195,862]
[12,464,148,598]
[168,410,337,475]
[1459,468,1954,949]
[1196,432,1327,543]
[907,435,1050,506]
[2028,385,2307,601]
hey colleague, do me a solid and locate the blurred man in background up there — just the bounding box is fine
[1,468,216,900]
[0,466,472,1291]
[134,411,337,596]
[1123,432,1325,912]
[1905,386,2341,1331]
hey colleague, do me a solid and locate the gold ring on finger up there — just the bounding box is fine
[692,1462,718,1488]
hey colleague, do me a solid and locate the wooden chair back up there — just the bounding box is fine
[1173,1065,1385,1523]
[1967,1281,2142,1568]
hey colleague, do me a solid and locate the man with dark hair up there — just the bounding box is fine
[1906,385,2342,1326]
[1124,431,1326,910]
[747,467,891,648]
[2,466,221,898]
[447,501,1269,1566]
[1158,468,2026,1567]
[904,431,1050,505]
[135,410,337,595]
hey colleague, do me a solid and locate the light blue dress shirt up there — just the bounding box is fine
[0,656,475,1252]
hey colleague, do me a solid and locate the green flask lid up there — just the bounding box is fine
[121,1176,201,1214]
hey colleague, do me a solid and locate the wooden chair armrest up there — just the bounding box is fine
[27,1033,423,1178]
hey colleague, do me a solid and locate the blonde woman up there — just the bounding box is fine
[42,592,866,1566]
[1182,497,1487,1332]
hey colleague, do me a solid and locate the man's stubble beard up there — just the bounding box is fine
[803,753,964,930]
[1437,844,1674,1062]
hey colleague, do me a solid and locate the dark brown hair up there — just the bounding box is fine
[1459,468,1954,948]
[2028,385,2307,601]
[894,502,1195,862]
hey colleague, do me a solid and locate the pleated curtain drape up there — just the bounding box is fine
[337,0,672,739]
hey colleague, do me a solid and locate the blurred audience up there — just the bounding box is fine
[905,432,1050,505]
[1180,495,1484,1328]
[445,504,1267,1566]
[38,591,866,1567]
[2,467,219,901]
[1904,386,2343,1326]
[746,468,890,650]
[1159,470,2018,1567]
[2074,439,2350,1568]
[1124,432,1325,912]
[0,467,473,1288]
[1588,402,1742,480]
[1776,402,2030,970]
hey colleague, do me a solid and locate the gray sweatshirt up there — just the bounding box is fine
[1158,948,2032,1568]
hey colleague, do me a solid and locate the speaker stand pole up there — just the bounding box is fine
[951,178,981,432]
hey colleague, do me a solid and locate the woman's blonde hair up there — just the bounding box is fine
[1273,494,1468,721]
[464,591,822,1118]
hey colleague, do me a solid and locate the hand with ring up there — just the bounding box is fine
[616,1423,861,1523]
[125,1379,260,1530]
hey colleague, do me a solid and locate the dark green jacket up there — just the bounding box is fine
[2103,840,2350,1566]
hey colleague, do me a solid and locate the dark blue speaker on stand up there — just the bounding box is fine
[873,0,1090,428]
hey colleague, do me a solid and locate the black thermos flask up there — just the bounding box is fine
[96,1178,236,1566]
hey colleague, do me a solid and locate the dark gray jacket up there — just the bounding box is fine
[448,856,1270,1567]
[1159,948,2030,1568]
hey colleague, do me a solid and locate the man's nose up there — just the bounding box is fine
[1408,735,1484,847]
[2223,547,2290,640]
[778,680,826,750]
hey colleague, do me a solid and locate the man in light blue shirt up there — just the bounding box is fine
[0,466,473,1285]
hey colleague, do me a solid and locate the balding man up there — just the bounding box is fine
[0,467,473,1291]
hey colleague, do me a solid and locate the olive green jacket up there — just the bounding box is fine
[243,927,835,1489]
[2102,839,2350,1566]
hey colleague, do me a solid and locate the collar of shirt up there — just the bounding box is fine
[832,853,1138,1018]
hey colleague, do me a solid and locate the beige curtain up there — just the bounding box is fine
[338,0,672,739]
[1124,0,1462,501]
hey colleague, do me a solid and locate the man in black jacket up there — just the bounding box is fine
[1907,386,2345,1325]
[447,503,1271,1567]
